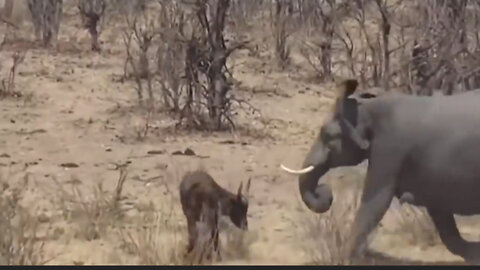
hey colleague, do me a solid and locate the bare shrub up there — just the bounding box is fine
[121,6,156,106]
[319,0,480,95]
[119,0,253,132]
[77,0,106,52]
[0,50,26,99]
[27,0,63,47]
[156,0,187,113]
[403,0,480,95]
[119,1,162,141]
[229,0,265,32]
[177,0,251,131]
[349,1,384,87]
[299,0,349,81]
[0,0,19,41]
[106,0,146,18]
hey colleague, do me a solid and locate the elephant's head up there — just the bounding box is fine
[281,79,375,213]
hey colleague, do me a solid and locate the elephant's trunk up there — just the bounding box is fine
[298,144,333,213]
[298,164,332,213]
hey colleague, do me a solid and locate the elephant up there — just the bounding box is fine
[280,79,480,264]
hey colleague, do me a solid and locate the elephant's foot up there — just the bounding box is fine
[344,238,369,264]
[465,255,480,266]
[462,243,480,265]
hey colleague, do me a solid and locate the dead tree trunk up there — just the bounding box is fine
[27,0,63,48]
[77,0,106,52]
[317,0,337,80]
[195,0,248,130]
[375,0,391,91]
[273,0,290,70]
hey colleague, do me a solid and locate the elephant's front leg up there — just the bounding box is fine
[427,208,480,265]
[346,155,396,262]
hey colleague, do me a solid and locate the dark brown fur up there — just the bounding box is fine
[179,170,251,257]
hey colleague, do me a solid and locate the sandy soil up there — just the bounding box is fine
[0,1,478,265]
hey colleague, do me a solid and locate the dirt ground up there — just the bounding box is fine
[0,1,479,265]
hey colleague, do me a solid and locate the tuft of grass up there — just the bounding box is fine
[300,187,361,265]
[219,219,257,263]
[0,173,45,265]
[391,204,441,248]
[0,49,26,99]
[53,165,129,241]
[118,193,187,265]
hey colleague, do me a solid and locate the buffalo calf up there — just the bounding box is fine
[179,170,251,258]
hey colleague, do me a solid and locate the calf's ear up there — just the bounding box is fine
[245,178,251,195]
[237,182,243,199]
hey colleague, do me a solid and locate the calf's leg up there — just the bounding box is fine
[186,218,197,253]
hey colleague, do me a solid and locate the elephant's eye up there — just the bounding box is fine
[321,122,341,141]
[320,125,334,141]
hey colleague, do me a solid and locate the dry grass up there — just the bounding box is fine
[0,172,46,265]
[52,165,129,241]
[119,207,186,265]
[118,213,256,265]
[299,187,361,265]
[390,204,441,248]
[0,48,26,99]
[218,221,257,263]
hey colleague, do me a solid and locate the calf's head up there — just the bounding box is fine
[281,79,375,213]
[227,178,251,230]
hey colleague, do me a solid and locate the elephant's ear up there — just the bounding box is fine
[334,79,370,150]
[333,79,359,117]
[337,79,359,100]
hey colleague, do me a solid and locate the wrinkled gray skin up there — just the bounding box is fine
[282,81,480,264]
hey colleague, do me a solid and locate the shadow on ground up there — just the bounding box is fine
[358,250,467,265]
[304,249,466,266]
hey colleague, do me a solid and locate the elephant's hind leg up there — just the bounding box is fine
[427,208,480,265]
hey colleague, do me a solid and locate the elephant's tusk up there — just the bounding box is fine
[280,164,315,174]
